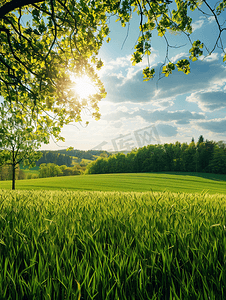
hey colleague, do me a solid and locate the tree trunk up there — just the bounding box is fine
[12,163,16,190]
[12,148,16,190]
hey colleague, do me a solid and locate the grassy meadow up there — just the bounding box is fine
[1,189,226,299]
[1,172,226,194]
[1,172,226,299]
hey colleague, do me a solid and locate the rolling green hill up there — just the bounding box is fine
[1,172,226,194]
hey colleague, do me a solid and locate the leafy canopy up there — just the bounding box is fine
[0,101,46,168]
[0,0,108,141]
[0,0,225,138]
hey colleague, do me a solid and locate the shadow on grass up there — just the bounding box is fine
[157,172,226,182]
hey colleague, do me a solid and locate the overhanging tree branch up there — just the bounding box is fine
[0,0,44,19]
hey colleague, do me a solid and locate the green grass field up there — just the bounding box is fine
[1,189,226,299]
[1,172,226,194]
[1,172,226,298]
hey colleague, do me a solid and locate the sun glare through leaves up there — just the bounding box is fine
[72,75,97,99]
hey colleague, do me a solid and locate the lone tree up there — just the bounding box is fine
[0,0,225,135]
[0,101,48,189]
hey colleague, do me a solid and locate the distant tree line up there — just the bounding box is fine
[36,151,73,167]
[38,163,84,178]
[86,136,226,175]
[0,163,85,181]
[57,149,110,162]
[35,150,110,166]
[0,149,109,181]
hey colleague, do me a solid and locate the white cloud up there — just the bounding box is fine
[98,50,159,80]
[200,53,219,62]
[112,121,123,128]
[97,55,132,77]
[171,52,188,63]
[103,108,205,124]
[116,106,129,112]
[156,124,178,137]
[152,99,175,108]
[192,19,205,31]
[198,117,226,133]
[208,16,215,23]
[187,91,226,112]
[102,59,226,104]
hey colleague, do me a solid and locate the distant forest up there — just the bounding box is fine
[0,149,110,181]
[87,136,226,175]
[36,149,110,167]
[2,136,226,181]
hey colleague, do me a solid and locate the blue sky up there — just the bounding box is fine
[45,3,226,152]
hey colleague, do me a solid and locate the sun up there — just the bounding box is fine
[72,75,97,99]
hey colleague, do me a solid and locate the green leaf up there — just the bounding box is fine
[176,59,190,74]
[223,53,226,63]
[143,67,155,81]
[66,147,74,151]
[162,62,175,77]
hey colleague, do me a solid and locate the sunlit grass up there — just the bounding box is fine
[1,189,226,299]
[1,172,226,195]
